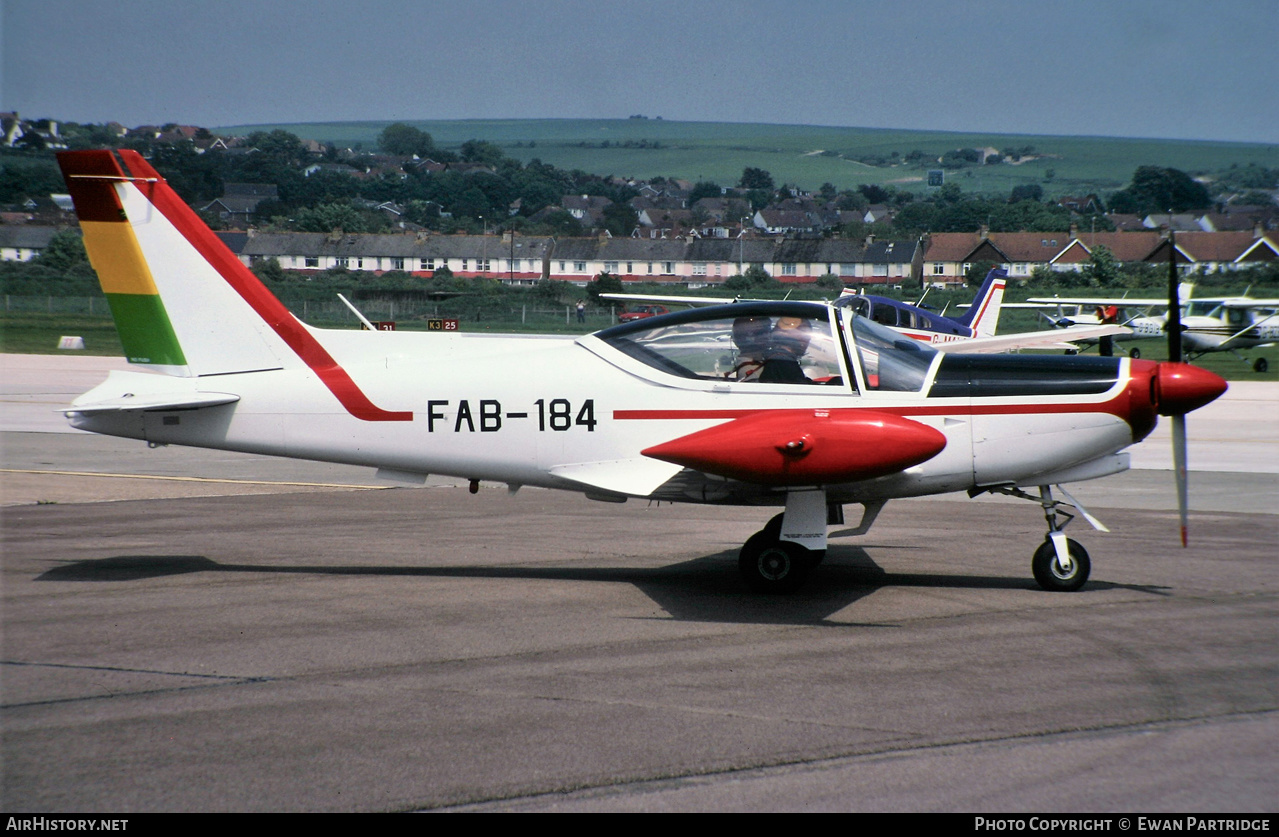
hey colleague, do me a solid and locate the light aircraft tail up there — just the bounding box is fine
[58,149,307,378]
[953,268,1007,338]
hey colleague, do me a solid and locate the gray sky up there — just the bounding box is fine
[3,0,1276,144]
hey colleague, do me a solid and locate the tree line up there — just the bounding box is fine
[2,119,1275,251]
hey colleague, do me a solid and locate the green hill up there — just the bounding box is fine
[218,118,1278,198]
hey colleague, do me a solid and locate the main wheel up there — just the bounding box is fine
[752,512,824,567]
[1128,347,1141,359]
[1254,358,1268,374]
[1032,538,1091,592]
[739,536,814,594]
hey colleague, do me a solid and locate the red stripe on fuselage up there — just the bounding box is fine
[615,372,1153,428]
[111,151,412,422]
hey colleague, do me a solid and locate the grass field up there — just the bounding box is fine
[220,117,1279,197]
[0,314,124,356]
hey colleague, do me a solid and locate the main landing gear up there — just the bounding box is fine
[738,490,832,594]
[738,513,825,594]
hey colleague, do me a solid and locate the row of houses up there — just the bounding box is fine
[223,229,925,286]
[223,225,1276,287]
[5,224,1275,287]
[925,226,1278,283]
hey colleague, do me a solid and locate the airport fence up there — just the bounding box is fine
[1,295,622,332]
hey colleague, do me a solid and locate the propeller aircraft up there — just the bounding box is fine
[1131,295,1279,373]
[1013,290,1188,358]
[1027,286,1278,372]
[57,150,1227,593]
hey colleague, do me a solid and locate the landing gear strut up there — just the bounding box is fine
[1030,485,1092,591]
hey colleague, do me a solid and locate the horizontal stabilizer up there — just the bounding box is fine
[550,457,684,497]
[61,370,239,415]
[63,391,240,415]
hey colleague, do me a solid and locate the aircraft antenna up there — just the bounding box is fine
[337,293,378,332]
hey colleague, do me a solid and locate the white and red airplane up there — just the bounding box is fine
[58,150,1227,593]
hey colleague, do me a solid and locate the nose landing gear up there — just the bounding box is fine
[974,483,1105,592]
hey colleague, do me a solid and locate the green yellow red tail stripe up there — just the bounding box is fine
[60,153,187,369]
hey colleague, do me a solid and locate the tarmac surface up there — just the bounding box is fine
[1,354,1276,812]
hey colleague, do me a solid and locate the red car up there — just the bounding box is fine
[618,304,670,322]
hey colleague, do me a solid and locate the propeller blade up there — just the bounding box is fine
[1153,361,1226,549]
[1172,413,1189,547]
[1166,229,1187,545]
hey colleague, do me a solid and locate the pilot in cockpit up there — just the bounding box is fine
[758,315,814,384]
[727,315,771,380]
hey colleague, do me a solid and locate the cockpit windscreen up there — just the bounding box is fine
[598,303,847,386]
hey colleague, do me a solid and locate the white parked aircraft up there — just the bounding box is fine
[1027,286,1278,372]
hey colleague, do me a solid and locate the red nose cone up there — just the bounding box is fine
[1156,362,1228,416]
[642,409,947,486]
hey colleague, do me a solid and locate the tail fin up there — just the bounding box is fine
[58,149,301,377]
[954,268,1007,338]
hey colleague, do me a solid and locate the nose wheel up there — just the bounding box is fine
[1032,536,1091,592]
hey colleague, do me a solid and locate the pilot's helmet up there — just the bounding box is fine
[732,316,771,354]
[772,316,812,356]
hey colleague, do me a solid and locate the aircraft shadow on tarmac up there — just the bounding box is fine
[36,548,1168,625]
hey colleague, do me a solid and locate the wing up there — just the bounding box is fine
[1024,296,1169,306]
[1223,299,1279,308]
[600,292,737,307]
[934,324,1131,354]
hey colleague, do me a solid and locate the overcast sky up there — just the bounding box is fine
[3,0,1275,144]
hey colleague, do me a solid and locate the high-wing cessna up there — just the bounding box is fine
[1131,295,1279,373]
[57,150,1227,593]
[1015,289,1189,358]
[1027,287,1278,372]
